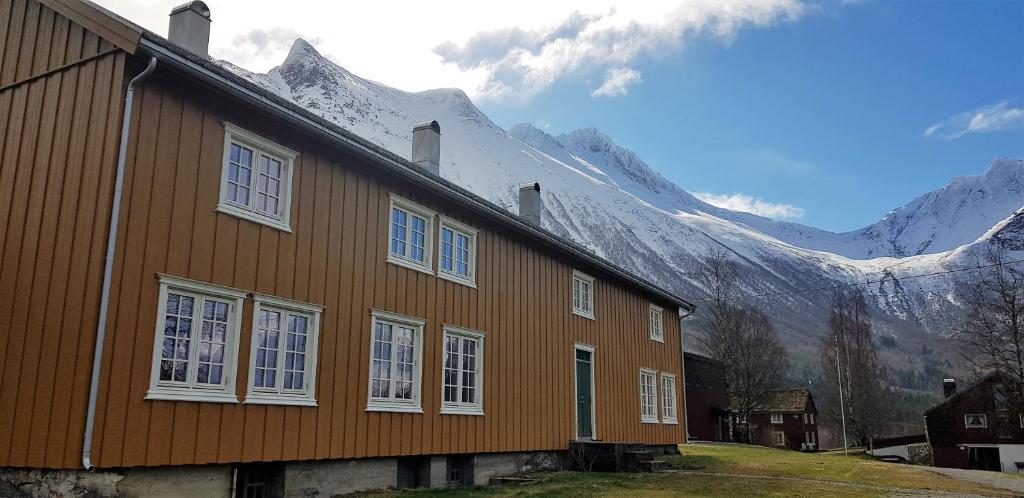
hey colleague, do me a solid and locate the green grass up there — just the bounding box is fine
[354,443,1016,497]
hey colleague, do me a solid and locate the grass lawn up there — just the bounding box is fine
[357,443,1015,497]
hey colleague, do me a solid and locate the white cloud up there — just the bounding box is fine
[693,192,806,220]
[435,0,808,101]
[93,0,808,101]
[925,101,1024,140]
[591,67,643,97]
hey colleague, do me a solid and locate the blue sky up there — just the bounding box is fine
[477,1,1024,232]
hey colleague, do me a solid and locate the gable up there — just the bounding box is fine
[1,0,138,90]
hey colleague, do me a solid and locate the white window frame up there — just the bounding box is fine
[649,304,664,343]
[216,123,298,232]
[572,270,596,320]
[387,194,436,275]
[366,309,425,413]
[640,368,659,423]
[439,325,485,415]
[965,413,988,429]
[244,294,324,406]
[774,431,785,446]
[660,373,678,424]
[805,431,816,446]
[437,216,478,288]
[770,413,784,424]
[146,275,246,403]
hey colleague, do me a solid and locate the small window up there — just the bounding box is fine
[387,195,435,274]
[438,217,477,287]
[660,373,678,424]
[441,326,485,415]
[774,432,785,446]
[965,413,988,428]
[245,295,324,406]
[771,413,783,424]
[146,275,246,403]
[649,304,664,342]
[367,310,425,412]
[1020,413,1024,429]
[810,413,815,424]
[217,123,298,232]
[994,383,1008,410]
[572,270,595,319]
[640,369,658,423]
[805,431,816,446]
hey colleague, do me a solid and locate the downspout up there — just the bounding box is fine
[82,57,157,471]
[678,307,695,445]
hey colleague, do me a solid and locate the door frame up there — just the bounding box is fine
[573,342,597,440]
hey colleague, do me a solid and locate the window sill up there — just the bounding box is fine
[572,310,595,321]
[244,393,318,407]
[386,255,434,276]
[441,405,484,416]
[216,204,292,233]
[641,418,660,424]
[366,403,424,414]
[649,335,665,343]
[145,388,239,403]
[662,419,679,425]
[437,271,477,289]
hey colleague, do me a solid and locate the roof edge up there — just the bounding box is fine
[135,36,696,312]
[39,0,142,53]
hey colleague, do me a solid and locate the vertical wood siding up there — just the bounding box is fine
[0,0,127,469]
[85,72,687,468]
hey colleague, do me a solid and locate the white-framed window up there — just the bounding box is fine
[1020,413,1024,429]
[649,304,664,342]
[640,369,658,423]
[244,295,323,406]
[366,310,425,413]
[660,373,678,424]
[805,431,816,446]
[438,216,477,287]
[773,431,785,446]
[440,326,485,415]
[572,270,595,319]
[387,194,435,274]
[965,413,988,428]
[217,123,298,232]
[146,275,246,403]
[805,413,815,424]
[770,413,783,424]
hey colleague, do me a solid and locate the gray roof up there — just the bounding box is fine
[111,25,696,311]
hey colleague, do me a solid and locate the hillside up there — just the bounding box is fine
[217,38,1023,371]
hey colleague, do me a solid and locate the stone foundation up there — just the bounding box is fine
[0,450,567,497]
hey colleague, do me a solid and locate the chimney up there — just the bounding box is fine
[943,378,957,398]
[168,1,211,57]
[519,182,542,226]
[411,121,441,175]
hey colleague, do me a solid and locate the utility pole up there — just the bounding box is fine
[835,338,849,456]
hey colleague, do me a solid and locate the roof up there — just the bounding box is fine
[924,370,1005,416]
[749,389,813,413]
[64,0,695,312]
[38,0,142,52]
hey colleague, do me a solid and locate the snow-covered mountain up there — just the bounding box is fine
[218,39,1024,362]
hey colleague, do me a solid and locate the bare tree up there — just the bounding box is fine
[955,245,1024,396]
[819,289,891,446]
[692,250,788,442]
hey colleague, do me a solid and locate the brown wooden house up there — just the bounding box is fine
[734,389,819,451]
[0,0,696,495]
[925,372,1024,473]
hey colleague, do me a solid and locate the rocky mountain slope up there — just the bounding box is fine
[219,39,1024,365]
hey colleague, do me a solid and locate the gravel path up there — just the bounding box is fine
[924,467,1024,495]
[674,470,1003,497]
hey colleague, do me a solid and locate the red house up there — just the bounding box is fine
[734,389,819,451]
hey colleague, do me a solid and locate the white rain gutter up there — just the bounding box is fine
[82,56,158,471]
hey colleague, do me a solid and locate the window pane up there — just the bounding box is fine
[441,228,454,272]
[226,142,254,206]
[254,155,283,217]
[391,208,408,257]
[410,216,426,262]
[254,309,281,389]
[283,314,308,390]
[455,233,469,276]
[196,298,231,385]
[160,293,194,382]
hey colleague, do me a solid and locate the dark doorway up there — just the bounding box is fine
[575,346,594,439]
[967,447,1001,472]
